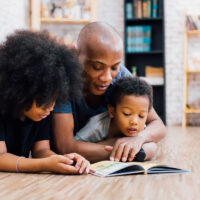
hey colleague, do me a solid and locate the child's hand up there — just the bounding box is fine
[43,154,84,174]
[106,135,145,162]
[64,153,90,174]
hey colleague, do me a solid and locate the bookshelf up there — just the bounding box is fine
[30,0,98,30]
[183,23,200,126]
[124,0,166,123]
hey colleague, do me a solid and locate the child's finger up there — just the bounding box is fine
[104,145,113,152]
[121,145,130,162]
[113,143,125,161]
[128,148,136,162]
[109,142,120,161]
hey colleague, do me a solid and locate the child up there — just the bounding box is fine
[0,30,90,174]
[75,76,157,162]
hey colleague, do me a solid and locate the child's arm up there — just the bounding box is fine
[0,141,90,174]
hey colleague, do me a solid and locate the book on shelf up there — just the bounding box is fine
[126,25,151,53]
[89,160,188,177]
[140,76,164,86]
[126,2,133,19]
[186,15,200,30]
[147,0,151,18]
[152,0,158,18]
[125,0,159,19]
[145,65,164,77]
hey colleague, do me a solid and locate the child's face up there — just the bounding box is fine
[23,101,55,121]
[108,95,149,137]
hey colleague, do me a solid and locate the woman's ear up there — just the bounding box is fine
[107,104,115,118]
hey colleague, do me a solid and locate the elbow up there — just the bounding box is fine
[51,136,77,155]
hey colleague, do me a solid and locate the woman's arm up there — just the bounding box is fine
[0,141,89,174]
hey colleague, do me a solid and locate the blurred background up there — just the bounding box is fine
[0,0,200,126]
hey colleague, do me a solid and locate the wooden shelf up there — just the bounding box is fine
[185,108,200,114]
[186,69,200,73]
[126,17,163,22]
[126,50,163,55]
[40,18,92,25]
[183,22,200,126]
[30,0,98,30]
[187,30,200,35]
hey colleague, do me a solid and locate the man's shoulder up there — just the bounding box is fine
[113,65,132,82]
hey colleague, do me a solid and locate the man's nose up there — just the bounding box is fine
[99,69,112,82]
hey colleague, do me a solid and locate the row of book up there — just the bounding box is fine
[131,65,164,85]
[126,25,151,53]
[186,15,200,30]
[126,0,159,19]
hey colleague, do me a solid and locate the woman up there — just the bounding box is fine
[0,30,90,174]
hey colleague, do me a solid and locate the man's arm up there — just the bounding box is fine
[51,113,110,162]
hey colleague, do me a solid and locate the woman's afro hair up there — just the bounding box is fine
[108,76,153,110]
[0,30,83,118]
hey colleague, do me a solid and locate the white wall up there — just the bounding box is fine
[1,0,200,125]
[0,0,29,43]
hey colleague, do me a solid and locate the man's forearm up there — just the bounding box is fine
[75,141,110,163]
[140,118,166,144]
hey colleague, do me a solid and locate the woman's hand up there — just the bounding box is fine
[43,154,90,174]
[64,153,90,174]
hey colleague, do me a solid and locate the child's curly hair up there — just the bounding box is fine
[108,76,153,110]
[0,30,83,118]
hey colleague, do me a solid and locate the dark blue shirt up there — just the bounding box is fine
[53,65,132,134]
[0,115,50,157]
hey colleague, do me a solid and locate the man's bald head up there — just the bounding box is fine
[77,22,123,54]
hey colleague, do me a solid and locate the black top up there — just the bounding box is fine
[0,115,50,157]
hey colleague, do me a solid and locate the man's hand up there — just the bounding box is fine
[105,135,145,162]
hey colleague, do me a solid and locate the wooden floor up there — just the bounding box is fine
[0,126,200,200]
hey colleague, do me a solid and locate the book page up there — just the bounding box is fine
[90,161,144,176]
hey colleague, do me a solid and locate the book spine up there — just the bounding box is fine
[133,26,137,52]
[137,0,142,18]
[133,0,138,18]
[125,2,133,19]
[147,0,151,18]
[142,0,148,18]
[126,26,131,53]
[152,0,158,18]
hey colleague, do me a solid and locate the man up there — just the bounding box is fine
[51,22,166,162]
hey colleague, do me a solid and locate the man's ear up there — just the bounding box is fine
[68,42,79,55]
[107,104,115,118]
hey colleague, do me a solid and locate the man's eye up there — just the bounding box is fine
[111,67,118,71]
[92,65,103,70]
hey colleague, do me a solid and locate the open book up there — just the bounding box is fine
[90,161,188,177]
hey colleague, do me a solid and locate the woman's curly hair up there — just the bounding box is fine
[0,30,83,119]
[108,76,153,111]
